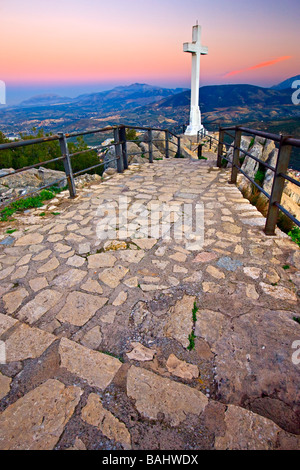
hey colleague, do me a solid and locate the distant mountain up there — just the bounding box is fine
[71,83,189,111]
[0,82,298,137]
[272,75,300,90]
[154,84,292,111]
[20,94,73,107]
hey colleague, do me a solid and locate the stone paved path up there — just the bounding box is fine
[0,154,299,450]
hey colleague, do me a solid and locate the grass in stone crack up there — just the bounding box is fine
[293,316,300,325]
[0,185,65,221]
[188,302,198,351]
[187,331,196,351]
[192,301,199,323]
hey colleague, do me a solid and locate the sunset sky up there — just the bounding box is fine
[1,0,299,103]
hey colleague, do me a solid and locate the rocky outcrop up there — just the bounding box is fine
[0,167,102,202]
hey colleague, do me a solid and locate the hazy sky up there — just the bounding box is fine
[1,0,299,102]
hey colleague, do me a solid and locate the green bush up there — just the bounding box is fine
[288,226,300,247]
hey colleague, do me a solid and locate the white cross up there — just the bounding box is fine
[183,25,208,136]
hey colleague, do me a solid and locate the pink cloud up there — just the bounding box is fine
[224,55,292,78]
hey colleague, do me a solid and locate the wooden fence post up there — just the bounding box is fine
[217,128,225,168]
[58,132,76,198]
[165,130,169,158]
[230,128,242,184]
[264,136,292,235]
[119,126,128,170]
[148,129,153,163]
[114,127,123,173]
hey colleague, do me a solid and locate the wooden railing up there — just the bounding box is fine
[0,124,181,207]
[215,125,300,235]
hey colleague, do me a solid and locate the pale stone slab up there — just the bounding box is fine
[127,342,156,362]
[11,265,29,280]
[66,255,86,267]
[215,405,283,450]
[0,373,11,400]
[259,282,297,302]
[37,257,60,274]
[15,233,43,246]
[88,253,116,270]
[5,323,55,362]
[3,288,29,314]
[206,265,225,280]
[0,379,82,450]
[16,254,32,266]
[165,295,196,349]
[246,284,259,300]
[52,269,86,289]
[81,393,131,449]
[29,277,49,292]
[123,277,138,288]
[57,292,108,326]
[33,249,52,261]
[99,265,129,288]
[127,366,208,426]
[166,354,199,380]
[243,267,262,279]
[112,291,128,306]
[80,326,102,350]
[17,289,63,324]
[59,338,122,389]
[0,266,15,281]
[119,250,145,264]
[193,252,218,263]
[140,284,168,292]
[54,242,72,253]
[133,239,157,250]
[0,313,17,337]
[81,279,103,294]
[169,252,187,263]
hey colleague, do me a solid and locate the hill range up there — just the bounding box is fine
[0,78,299,139]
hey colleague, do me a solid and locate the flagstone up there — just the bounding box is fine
[66,255,86,267]
[29,276,49,292]
[99,265,129,288]
[57,292,107,326]
[5,323,55,362]
[0,313,18,336]
[88,253,116,269]
[166,354,199,380]
[0,266,15,281]
[52,268,86,289]
[127,366,208,427]
[37,257,60,274]
[81,278,103,294]
[80,326,102,350]
[206,265,225,280]
[17,289,63,324]
[81,393,131,449]
[112,291,128,306]
[15,233,43,246]
[127,342,156,362]
[259,282,297,302]
[59,338,122,389]
[3,288,29,314]
[33,249,52,261]
[0,373,11,400]
[165,295,196,349]
[0,379,82,450]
